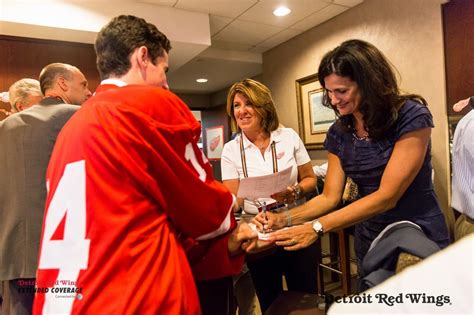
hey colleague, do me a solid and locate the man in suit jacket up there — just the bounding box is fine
[0,63,91,315]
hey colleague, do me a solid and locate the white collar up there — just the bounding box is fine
[100,78,128,87]
[240,128,282,149]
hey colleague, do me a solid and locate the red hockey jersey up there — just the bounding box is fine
[33,85,243,314]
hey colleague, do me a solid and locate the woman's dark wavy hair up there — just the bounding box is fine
[317,39,426,139]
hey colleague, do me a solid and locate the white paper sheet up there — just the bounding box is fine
[237,166,293,199]
[248,223,290,241]
[248,223,271,240]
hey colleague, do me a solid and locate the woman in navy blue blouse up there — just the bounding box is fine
[254,39,449,265]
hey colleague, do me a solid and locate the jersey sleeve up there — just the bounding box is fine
[108,90,236,242]
[148,124,234,241]
[187,234,245,281]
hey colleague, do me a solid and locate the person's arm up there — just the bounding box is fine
[254,152,345,230]
[270,128,431,250]
[271,162,317,203]
[321,127,431,231]
[221,141,245,210]
[222,179,244,211]
[271,130,317,203]
[291,153,346,224]
[453,96,474,112]
[296,161,317,194]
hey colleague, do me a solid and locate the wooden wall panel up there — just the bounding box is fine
[0,35,100,120]
[443,0,474,116]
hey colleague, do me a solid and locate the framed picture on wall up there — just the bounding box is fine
[191,110,203,150]
[205,125,224,160]
[296,73,336,149]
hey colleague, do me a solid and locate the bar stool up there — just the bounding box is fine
[317,228,355,296]
[316,177,359,296]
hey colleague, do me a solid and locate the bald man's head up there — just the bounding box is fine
[39,63,92,105]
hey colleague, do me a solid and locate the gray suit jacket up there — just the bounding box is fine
[0,103,79,280]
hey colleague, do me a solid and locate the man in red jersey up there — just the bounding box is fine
[34,15,259,315]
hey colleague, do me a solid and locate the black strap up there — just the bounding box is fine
[240,135,277,178]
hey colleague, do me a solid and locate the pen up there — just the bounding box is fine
[262,201,267,234]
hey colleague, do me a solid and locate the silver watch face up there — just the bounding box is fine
[312,220,323,235]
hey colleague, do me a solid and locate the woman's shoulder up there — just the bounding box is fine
[326,120,345,137]
[274,127,295,133]
[399,99,431,118]
[223,134,240,151]
[272,127,299,139]
[324,121,346,153]
[395,99,434,135]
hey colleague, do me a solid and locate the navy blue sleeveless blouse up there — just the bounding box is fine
[324,100,449,262]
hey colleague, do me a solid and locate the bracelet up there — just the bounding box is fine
[285,208,292,227]
[291,184,302,200]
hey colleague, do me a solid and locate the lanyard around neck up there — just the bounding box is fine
[240,135,278,178]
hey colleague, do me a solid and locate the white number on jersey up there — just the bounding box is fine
[38,160,90,314]
[184,143,207,182]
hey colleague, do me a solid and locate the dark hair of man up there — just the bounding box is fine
[318,39,426,139]
[95,15,172,80]
[39,63,73,95]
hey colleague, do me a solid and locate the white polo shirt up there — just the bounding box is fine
[221,127,311,214]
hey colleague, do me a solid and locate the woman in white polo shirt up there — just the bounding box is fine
[221,78,317,313]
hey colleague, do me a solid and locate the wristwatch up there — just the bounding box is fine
[311,220,324,237]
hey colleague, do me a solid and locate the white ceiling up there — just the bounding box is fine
[144,0,363,93]
[0,0,364,94]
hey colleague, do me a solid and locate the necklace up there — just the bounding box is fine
[352,128,369,141]
[352,132,369,141]
[351,117,369,140]
[254,138,270,150]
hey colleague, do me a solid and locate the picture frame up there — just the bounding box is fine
[205,125,224,160]
[295,73,336,149]
[191,111,203,150]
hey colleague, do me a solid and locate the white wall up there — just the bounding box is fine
[262,0,453,227]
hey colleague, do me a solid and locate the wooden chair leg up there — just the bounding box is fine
[329,233,339,283]
[338,229,351,295]
[315,238,325,295]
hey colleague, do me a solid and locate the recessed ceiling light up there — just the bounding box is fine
[196,78,208,83]
[273,6,291,17]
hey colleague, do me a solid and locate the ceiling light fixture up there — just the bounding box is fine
[273,6,291,17]
[196,78,208,83]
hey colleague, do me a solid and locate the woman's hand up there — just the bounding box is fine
[252,211,287,232]
[269,223,318,251]
[271,186,296,204]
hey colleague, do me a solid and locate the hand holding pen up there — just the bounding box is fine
[262,201,267,234]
